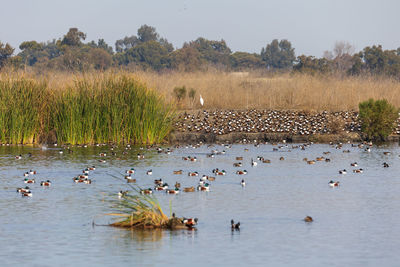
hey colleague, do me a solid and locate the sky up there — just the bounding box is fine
[0,0,399,57]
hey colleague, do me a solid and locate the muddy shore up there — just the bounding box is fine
[169,109,400,144]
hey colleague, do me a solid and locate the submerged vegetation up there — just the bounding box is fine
[0,74,175,144]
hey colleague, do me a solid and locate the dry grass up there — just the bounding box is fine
[135,71,400,111]
[3,69,400,111]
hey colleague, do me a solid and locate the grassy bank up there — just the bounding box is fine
[0,74,175,144]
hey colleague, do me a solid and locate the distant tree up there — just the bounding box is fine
[19,41,43,67]
[60,28,86,47]
[168,46,203,71]
[88,39,113,54]
[89,48,113,70]
[0,41,14,69]
[293,55,331,75]
[261,39,295,69]
[323,41,354,73]
[122,40,169,70]
[185,38,231,67]
[115,25,173,53]
[230,52,263,70]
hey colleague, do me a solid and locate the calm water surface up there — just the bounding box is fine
[0,143,400,266]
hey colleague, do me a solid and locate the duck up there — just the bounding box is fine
[241,179,245,187]
[99,152,106,157]
[207,176,216,181]
[279,157,285,161]
[29,170,37,175]
[24,178,35,184]
[304,216,313,222]
[383,162,389,168]
[365,147,371,152]
[126,168,135,174]
[21,191,33,197]
[251,158,257,166]
[316,157,325,161]
[183,186,195,192]
[137,154,145,159]
[15,155,22,159]
[182,218,198,227]
[23,172,29,177]
[146,169,153,175]
[197,183,210,191]
[166,188,180,194]
[154,178,163,185]
[353,168,363,173]
[339,169,347,174]
[233,162,242,167]
[325,158,331,162]
[82,168,90,174]
[383,151,391,155]
[307,160,316,165]
[83,179,92,184]
[329,180,340,187]
[140,188,153,195]
[40,180,51,186]
[118,190,128,198]
[262,159,271,163]
[200,175,208,181]
[350,162,358,167]
[155,183,169,191]
[190,157,197,162]
[236,157,243,160]
[17,186,30,193]
[98,159,106,163]
[175,182,181,188]
[231,219,240,230]
[188,171,199,177]
[236,170,247,175]
[216,170,226,175]
[89,166,96,171]
[173,170,183,174]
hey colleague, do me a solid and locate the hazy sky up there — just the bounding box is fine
[1,0,399,56]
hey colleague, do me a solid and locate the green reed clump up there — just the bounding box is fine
[52,75,175,144]
[0,77,47,144]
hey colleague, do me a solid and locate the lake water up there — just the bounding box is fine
[0,143,400,266]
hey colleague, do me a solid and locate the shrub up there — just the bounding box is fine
[358,98,399,140]
[173,86,187,102]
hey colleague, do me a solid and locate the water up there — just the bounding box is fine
[0,143,400,266]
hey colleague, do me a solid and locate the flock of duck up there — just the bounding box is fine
[12,139,396,228]
[176,110,362,135]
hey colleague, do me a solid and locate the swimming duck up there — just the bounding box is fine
[231,219,240,230]
[17,186,30,193]
[207,176,216,181]
[137,154,145,159]
[263,159,271,163]
[215,170,226,176]
[23,172,29,177]
[200,175,208,181]
[350,162,358,167]
[154,178,163,185]
[365,147,371,152]
[118,190,128,198]
[236,170,247,175]
[98,159,106,163]
[329,180,340,187]
[233,162,242,167]
[190,157,197,162]
[89,166,96,171]
[83,179,92,184]
[173,170,183,174]
[126,168,135,174]
[140,188,153,195]
[236,157,243,160]
[155,183,168,191]
[188,171,199,177]
[182,218,198,227]
[241,179,245,187]
[279,157,285,161]
[316,157,325,161]
[183,186,195,192]
[339,169,347,174]
[29,170,37,175]
[40,180,51,186]
[325,158,331,162]
[383,162,389,168]
[304,216,313,222]
[146,169,153,175]
[257,156,264,161]
[99,152,106,157]
[166,188,180,194]
[24,178,35,184]
[15,155,22,159]
[383,151,391,155]
[251,158,257,166]
[175,182,181,188]
[353,168,363,173]
[21,191,32,197]
[197,183,210,191]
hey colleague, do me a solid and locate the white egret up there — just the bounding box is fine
[200,94,204,106]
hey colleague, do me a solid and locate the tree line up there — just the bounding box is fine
[1,25,400,77]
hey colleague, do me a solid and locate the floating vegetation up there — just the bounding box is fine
[0,74,175,145]
[109,185,196,230]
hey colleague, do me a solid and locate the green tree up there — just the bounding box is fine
[185,38,231,67]
[88,48,113,70]
[19,41,43,67]
[293,55,331,75]
[123,40,169,70]
[60,28,86,47]
[359,98,399,141]
[261,39,295,69]
[88,39,113,54]
[168,46,203,71]
[0,42,14,68]
[230,52,263,70]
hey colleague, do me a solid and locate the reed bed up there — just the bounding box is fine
[0,74,175,144]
